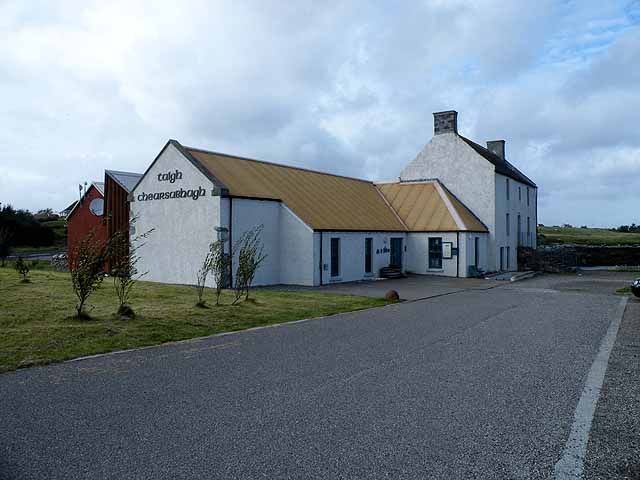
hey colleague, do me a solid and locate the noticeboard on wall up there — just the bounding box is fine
[442,242,453,259]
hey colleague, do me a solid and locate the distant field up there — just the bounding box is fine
[539,226,640,246]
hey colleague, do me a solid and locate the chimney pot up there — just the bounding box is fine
[486,140,505,160]
[433,110,458,135]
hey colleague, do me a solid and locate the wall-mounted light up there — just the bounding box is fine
[215,226,229,242]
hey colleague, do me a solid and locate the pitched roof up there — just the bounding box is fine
[66,182,104,219]
[105,170,143,193]
[60,200,78,215]
[93,182,105,196]
[376,180,488,232]
[459,136,537,188]
[183,145,406,231]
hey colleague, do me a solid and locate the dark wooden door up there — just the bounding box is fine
[390,238,403,268]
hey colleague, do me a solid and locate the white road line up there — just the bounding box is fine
[553,296,629,479]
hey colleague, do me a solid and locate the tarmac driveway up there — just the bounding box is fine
[0,273,632,479]
[271,273,495,300]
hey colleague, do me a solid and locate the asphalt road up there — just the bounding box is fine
[584,298,640,479]
[0,277,625,479]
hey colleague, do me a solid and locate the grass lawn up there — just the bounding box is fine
[539,226,640,246]
[617,286,632,295]
[0,268,389,373]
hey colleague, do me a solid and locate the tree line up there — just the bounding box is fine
[0,203,58,264]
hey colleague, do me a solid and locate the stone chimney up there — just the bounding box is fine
[486,140,505,160]
[433,110,458,135]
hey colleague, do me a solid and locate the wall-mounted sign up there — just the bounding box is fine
[137,186,206,202]
[157,169,183,183]
[442,242,453,259]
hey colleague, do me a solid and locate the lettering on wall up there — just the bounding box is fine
[157,169,183,183]
[137,169,207,202]
[137,187,206,202]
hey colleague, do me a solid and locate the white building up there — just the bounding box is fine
[400,110,537,272]
[130,110,536,286]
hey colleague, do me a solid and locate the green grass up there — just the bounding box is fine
[0,268,389,373]
[616,286,632,295]
[539,226,640,246]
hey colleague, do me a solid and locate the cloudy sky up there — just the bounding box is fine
[1,0,639,226]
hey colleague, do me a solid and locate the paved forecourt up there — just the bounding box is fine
[0,280,622,479]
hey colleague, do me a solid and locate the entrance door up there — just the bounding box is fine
[474,237,480,267]
[390,238,403,268]
[428,237,442,269]
[364,237,373,274]
[330,238,340,278]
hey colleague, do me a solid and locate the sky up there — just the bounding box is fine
[1,0,639,227]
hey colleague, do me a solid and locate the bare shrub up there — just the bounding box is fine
[232,225,267,305]
[106,218,153,318]
[210,239,230,306]
[69,229,107,319]
[196,239,230,307]
[195,248,214,308]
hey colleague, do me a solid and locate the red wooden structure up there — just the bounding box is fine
[104,170,141,239]
[66,171,141,269]
[66,182,107,265]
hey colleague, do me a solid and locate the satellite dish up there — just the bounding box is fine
[89,198,104,216]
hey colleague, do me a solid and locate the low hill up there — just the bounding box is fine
[539,226,640,246]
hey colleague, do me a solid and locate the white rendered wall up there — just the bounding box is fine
[315,232,407,285]
[494,174,538,271]
[400,133,497,268]
[227,197,281,286]
[462,232,490,275]
[279,205,315,286]
[131,143,218,286]
[405,232,459,277]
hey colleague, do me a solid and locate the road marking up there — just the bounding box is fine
[553,296,628,479]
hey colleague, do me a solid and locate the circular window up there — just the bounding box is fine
[89,198,104,216]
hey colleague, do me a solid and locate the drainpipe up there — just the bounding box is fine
[228,197,233,287]
[456,232,460,278]
[319,231,323,286]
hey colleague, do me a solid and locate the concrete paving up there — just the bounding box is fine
[268,273,496,301]
[0,273,630,479]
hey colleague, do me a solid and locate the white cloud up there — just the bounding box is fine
[0,0,639,227]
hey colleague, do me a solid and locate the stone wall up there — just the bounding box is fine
[518,245,640,272]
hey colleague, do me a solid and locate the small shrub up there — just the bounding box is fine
[233,225,267,305]
[210,239,230,306]
[14,256,30,282]
[105,217,153,319]
[69,229,107,319]
[195,249,214,308]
